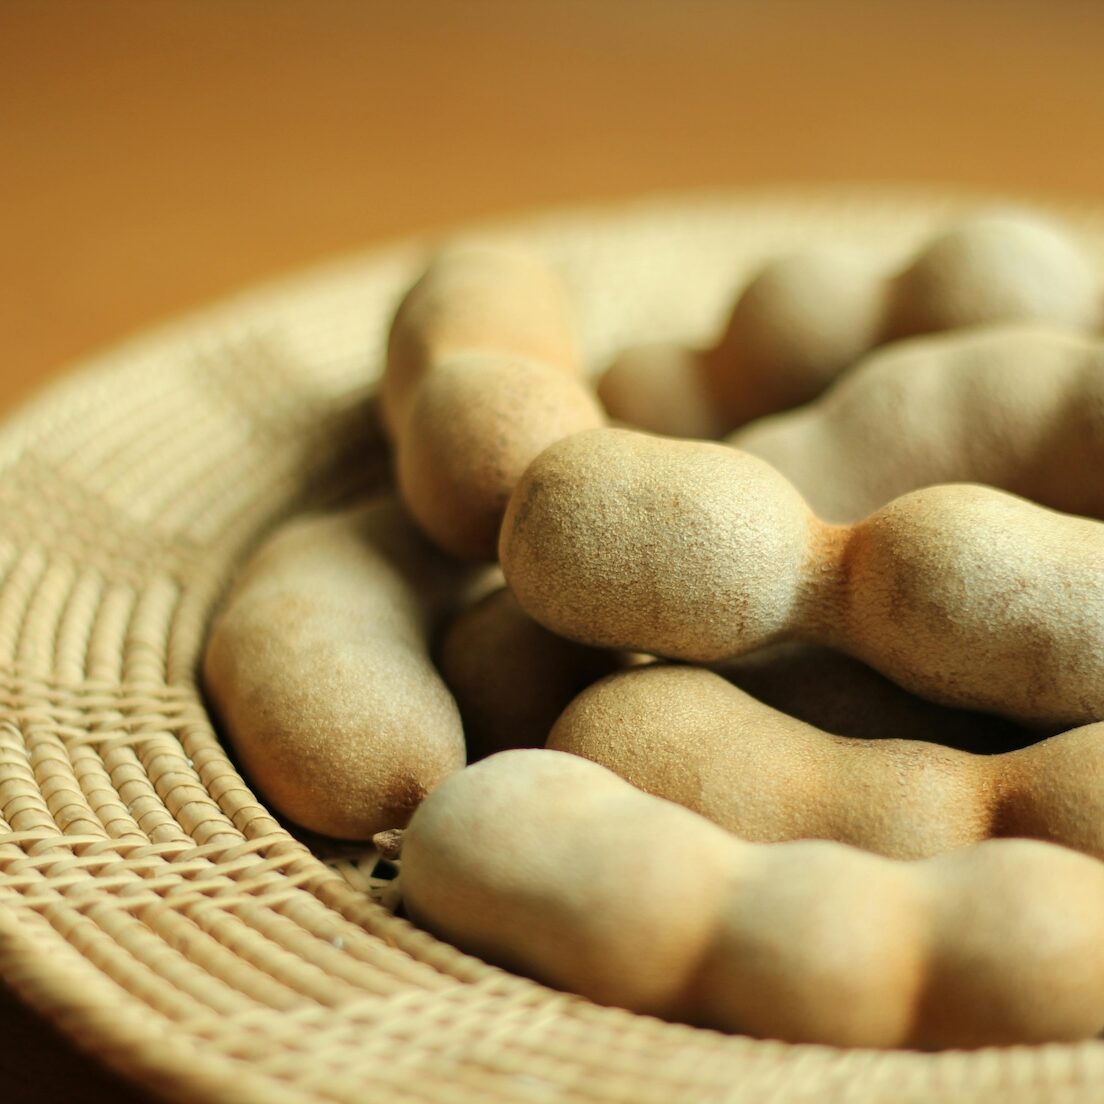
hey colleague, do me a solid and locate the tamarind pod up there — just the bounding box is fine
[730,326,1104,523]
[400,749,1104,1048]
[204,499,481,838]
[383,245,578,436]
[438,586,629,760]
[384,247,603,560]
[395,353,604,560]
[548,665,1098,860]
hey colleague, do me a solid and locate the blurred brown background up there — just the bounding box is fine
[4,0,1104,419]
[1,1,1103,1099]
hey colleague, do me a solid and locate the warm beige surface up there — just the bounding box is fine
[4,0,1104,417]
[2,3,1104,1100]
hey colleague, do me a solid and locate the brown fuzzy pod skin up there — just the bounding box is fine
[598,250,884,437]
[702,248,888,426]
[549,665,1104,860]
[887,214,1098,337]
[396,353,605,560]
[438,587,628,760]
[204,499,481,839]
[400,749,1104,1049]
[382,245,578,436]
[500,427,1104,727]
[599,212,1098,437]
[597,342,731,439]
[731,325,1104,523]
[384,246,603,560]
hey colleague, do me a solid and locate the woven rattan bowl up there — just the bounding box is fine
[4,191,1104,1104]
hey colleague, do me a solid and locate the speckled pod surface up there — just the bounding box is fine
[600,211,1099,436]
[730,324,1104,522]
[401,749,1104,1049]
[204,498,481,838]
[500,427,1104,727]
[383,246,603,559]
[549,665,1104,860]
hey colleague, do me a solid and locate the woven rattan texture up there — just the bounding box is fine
[4,192,1104,1104]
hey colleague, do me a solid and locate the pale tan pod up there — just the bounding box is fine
[401,750,740,1021]
[500,426,1104,726]
[549,666,988,859]
[383,245,602,559]
[599,211,1098,438]
[396,353,605,560]
[731,325,1104,523]
[382,245,579,436]
[400,749,1104,1048]
[701,248,888,426]
[841,483,1104,725]
[906,843,1104,1049]
[888,211,1100,336]
[438,586,628,760]
[548,664,1104,860]
[597,248,885,437]
[203,498,479,839]
[597,342,727,438]
[499,428,813,660]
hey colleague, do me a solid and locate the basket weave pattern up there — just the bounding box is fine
[2,193,1104,1103]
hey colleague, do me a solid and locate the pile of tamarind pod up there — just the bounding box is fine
[439,589,1031,757]
[203,227,1104,1051]
[598,211,1099,437]
[204,244,597,841]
